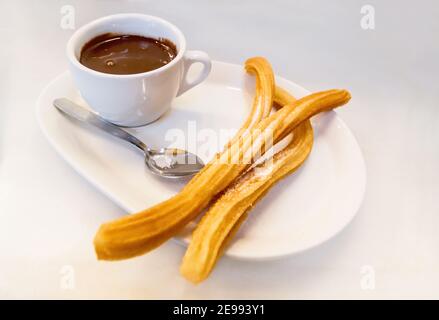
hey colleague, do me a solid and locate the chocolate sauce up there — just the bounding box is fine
[80,33,177,75]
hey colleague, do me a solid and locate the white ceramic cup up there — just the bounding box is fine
[67,14,211,127]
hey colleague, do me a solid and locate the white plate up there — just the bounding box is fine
[36,61,366,260]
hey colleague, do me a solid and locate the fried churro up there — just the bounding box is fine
[94,57,275,260]
[180,87,313,283]
[185,57,275,190]
[94,58,351,262]
[235,57,275,137]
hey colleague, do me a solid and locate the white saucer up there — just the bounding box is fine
[36,61,366,260]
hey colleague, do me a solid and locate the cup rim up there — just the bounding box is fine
[66,13,186,79]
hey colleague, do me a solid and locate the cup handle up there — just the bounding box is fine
[177,50,212,97]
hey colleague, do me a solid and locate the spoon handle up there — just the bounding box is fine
[53,98,147,152]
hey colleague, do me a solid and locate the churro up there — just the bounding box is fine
[94,57,276,260]
[94,60,351,261]
[185,57,275,189]
[180,88,313,283]
[235,57,275,138]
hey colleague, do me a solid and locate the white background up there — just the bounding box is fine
[0,0,438,299]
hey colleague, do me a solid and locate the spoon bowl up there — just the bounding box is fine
[53,98,204,178]
[145,148,204,178]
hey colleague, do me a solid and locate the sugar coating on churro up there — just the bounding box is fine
[93,57,351,269]
[180,86,314,283]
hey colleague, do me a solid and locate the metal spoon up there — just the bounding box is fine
[53,98,204,178]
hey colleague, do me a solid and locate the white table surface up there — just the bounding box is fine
[1,0,438,299]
